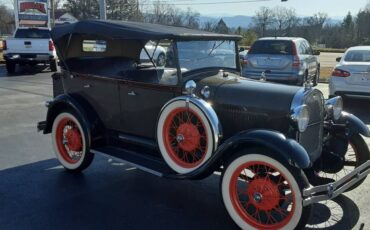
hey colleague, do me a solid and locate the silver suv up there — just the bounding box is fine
[242,37,320,86]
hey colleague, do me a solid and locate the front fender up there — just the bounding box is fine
[337,111,370,137]
[168,129,311,180]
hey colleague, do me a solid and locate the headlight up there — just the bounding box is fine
[291,105,310,132]
[200,86,211,99]
[325,96,343,120]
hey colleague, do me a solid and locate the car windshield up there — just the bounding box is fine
[344,50,370,62]
[249,40,293,55]
[15,29,50,39]
[176,40,237,72]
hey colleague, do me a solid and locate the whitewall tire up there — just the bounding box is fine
[157,100,214,174]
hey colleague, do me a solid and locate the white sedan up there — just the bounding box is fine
[140,41,166,66]
[329,46,370,99]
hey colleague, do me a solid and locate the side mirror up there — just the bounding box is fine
[336,57,342,62]
[313,50,320,55]
[239,47,245,52]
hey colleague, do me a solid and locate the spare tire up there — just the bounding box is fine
[157,97,221,174]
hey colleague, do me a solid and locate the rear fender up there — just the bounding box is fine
[43,94,101,145]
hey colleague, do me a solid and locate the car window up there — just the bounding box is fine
[298,42,306,55]
[344,50,370,62]
[304,41,313,55]
[82,40,107,52]
[176,40,237,72]
[14,29,50,39]
[249,40,293,55]
[135,40,178,86]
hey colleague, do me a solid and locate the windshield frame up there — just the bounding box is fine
[174,39,240,82]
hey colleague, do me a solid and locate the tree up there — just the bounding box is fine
[63,0,99,20]
[252,7,275,36]
[214,18,229,34]
[0,4,14,35]
[106,0,140,21]
[273,7,298,36]
[202,20,217,32]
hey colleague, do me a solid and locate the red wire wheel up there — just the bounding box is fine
[229,161,295,229]
[222,154,305,229]
[55,117,83,164]
[163,107,209,168]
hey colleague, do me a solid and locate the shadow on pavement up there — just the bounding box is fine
[0,156,363,230]
[0,64,52,77]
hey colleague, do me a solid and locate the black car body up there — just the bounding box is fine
[38,20,370,229]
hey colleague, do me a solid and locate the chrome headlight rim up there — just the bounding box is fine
[291,104,310,133]
[325,96,343,120]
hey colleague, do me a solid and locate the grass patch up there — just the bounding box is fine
[320,67,332,83]
[314,48,346,53]
[0,50,4,63]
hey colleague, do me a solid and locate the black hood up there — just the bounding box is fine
[197,74,300,139]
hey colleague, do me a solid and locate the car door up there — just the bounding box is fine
[118,70,180,139]
[63,73,121,130]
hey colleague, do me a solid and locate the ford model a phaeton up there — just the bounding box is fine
[38,20,370,229]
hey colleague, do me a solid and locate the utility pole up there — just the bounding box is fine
[99,0,107,20]
[50,0,55,27]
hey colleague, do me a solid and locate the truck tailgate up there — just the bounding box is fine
[6,39,50,54]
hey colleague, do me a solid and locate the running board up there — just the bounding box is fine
[302,160,370,206]
[90,146,174,177]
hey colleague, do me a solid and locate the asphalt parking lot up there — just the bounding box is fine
[0,65,369,230]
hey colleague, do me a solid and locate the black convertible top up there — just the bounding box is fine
[51,20,241,42]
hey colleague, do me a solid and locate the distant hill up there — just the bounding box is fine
[199,15,341,29]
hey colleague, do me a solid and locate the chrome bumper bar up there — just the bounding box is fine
[303,160,370,206]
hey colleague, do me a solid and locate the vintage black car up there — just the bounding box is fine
[38,20,370,229]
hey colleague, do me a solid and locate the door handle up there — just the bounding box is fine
[128,91,136,96]
[84,84,91,88]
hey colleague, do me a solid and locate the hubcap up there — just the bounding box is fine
[247,178,280,211]
[56,117,83,164]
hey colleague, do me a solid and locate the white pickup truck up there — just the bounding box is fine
[3,27,57,74]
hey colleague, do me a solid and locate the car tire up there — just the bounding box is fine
[52,111,94,171]
[50,60,58,72]
[157,100,215,174]
[6,62,16,74]
[319,134,370,191]
[221,152,312,230]
[313,68,320,86]
[156,53,166,66]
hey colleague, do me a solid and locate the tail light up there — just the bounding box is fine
[291,42,300,68]
[332,68,351,77]
[2,40,7,50]
[49,40,54,51]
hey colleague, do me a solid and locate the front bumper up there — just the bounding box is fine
[302,160,370,206]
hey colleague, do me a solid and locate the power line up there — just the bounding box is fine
[141,0,271,6]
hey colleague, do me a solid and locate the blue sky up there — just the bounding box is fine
[175,0,370,18]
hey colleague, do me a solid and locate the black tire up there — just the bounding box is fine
[156,53,166,66]
[50,60,58,72]
[220,150,312,230]
[51,110,94,171]
[313,67,320,86]
[320,134,370,191]
[5,62,16,74]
